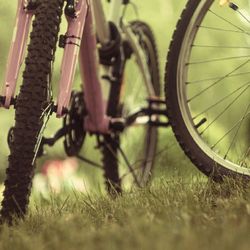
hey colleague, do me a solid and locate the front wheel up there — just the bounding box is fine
[165,0,250,180]
[0,0,64,222]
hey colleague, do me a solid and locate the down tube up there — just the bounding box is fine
[79,3,110,134]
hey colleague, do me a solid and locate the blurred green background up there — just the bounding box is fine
[0,0,199,192]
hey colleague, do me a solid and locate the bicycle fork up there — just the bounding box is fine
[1,0,33,108]
[1,0,110,133]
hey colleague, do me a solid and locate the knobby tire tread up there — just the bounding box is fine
[1,0,64,223]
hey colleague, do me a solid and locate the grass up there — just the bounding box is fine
[1,177,250,250]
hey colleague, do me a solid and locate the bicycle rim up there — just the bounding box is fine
[177,0,250,174]
[103,21,160,192]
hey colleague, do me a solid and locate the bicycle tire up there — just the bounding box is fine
[0,0,64,222]
[102,21,160,194]
[165,0,250,180]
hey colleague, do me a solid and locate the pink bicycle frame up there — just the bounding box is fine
[57,0,110,133]
[2,0,33,108]
[2,0,113,134]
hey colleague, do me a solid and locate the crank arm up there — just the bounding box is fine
[41,125,71,148]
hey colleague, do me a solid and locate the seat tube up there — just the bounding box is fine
[3,0,33,108]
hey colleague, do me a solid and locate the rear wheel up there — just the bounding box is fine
[102,21,160,194]
[0,0,64,222]
[165,0,250,180]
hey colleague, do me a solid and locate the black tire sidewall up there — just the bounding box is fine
[165,0,249,180]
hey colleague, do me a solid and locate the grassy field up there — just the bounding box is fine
[1,178,250,250]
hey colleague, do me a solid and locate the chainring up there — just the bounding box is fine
[63,91,87,156]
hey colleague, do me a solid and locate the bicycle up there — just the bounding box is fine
[166,0,249,182]
[0,0,166,222]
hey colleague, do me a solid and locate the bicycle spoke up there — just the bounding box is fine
[187,72,250,84]
[188,59,250,102]
[192,45,250,50]
[198,25,250,35]
[187,55,250,65]
[224,105,250,160]
[236,9,250,24]
[208,9,249,34]
[200,85,249,135]
[192,82,250,119]
[120,141,177,181]
[116,140,141,187]
[211,111,250,149]
[240,148,250,166]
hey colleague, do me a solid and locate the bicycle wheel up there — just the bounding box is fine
[102,21,160,193]
[166,0,250,180]
[1,0,64,222]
